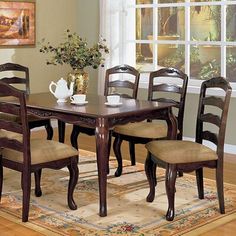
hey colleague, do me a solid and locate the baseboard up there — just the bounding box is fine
[183,137,236,155]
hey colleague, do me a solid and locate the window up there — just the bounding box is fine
[99,0,236,95]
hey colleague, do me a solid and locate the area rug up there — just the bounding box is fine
[0,149,236,236]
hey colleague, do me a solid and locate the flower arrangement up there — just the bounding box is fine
[39,29,109,70]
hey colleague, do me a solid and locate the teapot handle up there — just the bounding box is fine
[49,81,57,95]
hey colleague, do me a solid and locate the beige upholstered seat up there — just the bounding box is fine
[114,122,167,139]
[145,77,232,221]
[2,139,78,165]
[146,140,218,164]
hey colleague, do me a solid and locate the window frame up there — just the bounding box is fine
[99,0,236,96]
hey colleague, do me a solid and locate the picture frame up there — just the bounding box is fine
[0,0,35,46]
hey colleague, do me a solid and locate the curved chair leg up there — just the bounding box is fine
[67,157,79,210]
[34,169,42,197]
[145,153,156,202]
[70,125,80,150]
[58,120,66,143]
[129,141,136,166]
[22,171,31,222]
[106,131,112,175]
[0,157,2,201]
[216,165,225,214]
[113,135,123,177]
[152,162,157,186]
[165,164,177,221]
[45,120,53,140]
[196,168,204,199]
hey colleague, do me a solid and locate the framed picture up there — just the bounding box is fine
[0,0,35,46]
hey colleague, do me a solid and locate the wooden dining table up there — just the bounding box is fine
[3,92,177,217]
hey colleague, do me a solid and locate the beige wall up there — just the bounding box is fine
[0,0,99,94]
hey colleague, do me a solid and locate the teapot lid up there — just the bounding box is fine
[57,78,67,84]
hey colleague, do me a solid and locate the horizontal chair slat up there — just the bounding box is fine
[153,84,182,94]
[203,96,224,109]
[200,113,221,127]
[202,130,218,146]
[109,80,135,89]
[0,120,23,133]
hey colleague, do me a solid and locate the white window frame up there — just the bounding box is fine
[99,0,236,96]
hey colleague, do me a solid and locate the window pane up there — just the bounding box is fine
[157,7,185,40]
[190,45,221,80]
[136,0,153,4]
[190,6,221,41]
[226,47,236,82]
[226,5,236,41]
[136,8,153,40]
[136,43,153,71]
[158,45,185,71]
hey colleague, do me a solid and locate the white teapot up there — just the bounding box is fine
[49,78,74,103]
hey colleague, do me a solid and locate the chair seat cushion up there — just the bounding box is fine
[145,140,218,164]
[113,121,169,139]
[2,139,78,165]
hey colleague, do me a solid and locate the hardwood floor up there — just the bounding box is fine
[0,125,235,235]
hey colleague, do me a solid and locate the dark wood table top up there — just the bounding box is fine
[22,92,173,118]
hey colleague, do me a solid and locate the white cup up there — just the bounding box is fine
[107,95,120,104]
[70,94,86,103]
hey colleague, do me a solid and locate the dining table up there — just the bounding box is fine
[3,92,177,217]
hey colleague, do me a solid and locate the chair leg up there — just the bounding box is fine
[34,169,42,197]
[216,165,225,214]
[106,131,112,175]
[196,168,204,199]
[165,164,177,221]
[58,120,66,143]
[45,120,53,140]
[145,152,156,202]
[129,142,136,166]
[113,135,123,177]
[152,162,157,186]
[70,125,80,150]
[67,157,79,210]
[0,157,2,201]
[22,171,31,222]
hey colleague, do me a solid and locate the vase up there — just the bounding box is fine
[67,69,89,94]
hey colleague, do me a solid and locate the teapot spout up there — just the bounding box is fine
[69,82,75,96]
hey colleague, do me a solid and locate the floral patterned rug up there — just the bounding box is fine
[1,149,236,236]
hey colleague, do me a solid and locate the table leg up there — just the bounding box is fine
[95,117,110,217]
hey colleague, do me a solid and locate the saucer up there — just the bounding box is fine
[104,102,122,106]
[71,101,88,105]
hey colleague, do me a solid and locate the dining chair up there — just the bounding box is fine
[112,67,188,177]
[0,81,79,222]
[145,76,232,221]
[0,63,53,139]
[70,64,140,150]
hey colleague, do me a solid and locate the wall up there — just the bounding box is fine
[77,0,99,95]
[0,0,99,94]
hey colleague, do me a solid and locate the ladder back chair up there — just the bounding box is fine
[113,67,188,177]
[0,63,53,139]
[70,64,140,150]
[145,77,232,221]
[0,82,79,222]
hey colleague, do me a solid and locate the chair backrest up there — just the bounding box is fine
[0,81,30,164]
[148,67,188,139]
[196,77,232,161]
[0,63,30,95]
[104,64,140,99]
